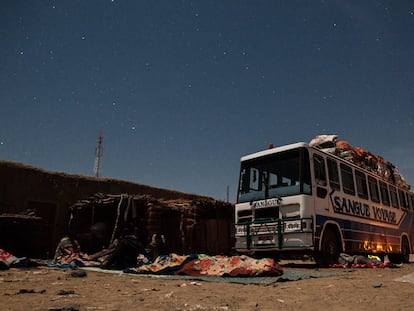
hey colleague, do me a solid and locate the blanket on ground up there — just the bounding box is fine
[177,255,283,277]
[125,254,283,277]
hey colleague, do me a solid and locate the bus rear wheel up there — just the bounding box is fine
[316,229,341,267]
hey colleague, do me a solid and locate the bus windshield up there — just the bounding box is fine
[238,147,311,203]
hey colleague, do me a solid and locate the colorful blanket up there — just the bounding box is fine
[125,253,196,274]
[125,254,283,277]
[177,255,283,277]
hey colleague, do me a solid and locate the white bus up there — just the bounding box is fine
[234,139,414,265]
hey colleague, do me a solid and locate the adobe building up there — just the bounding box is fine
[0,160,234,259]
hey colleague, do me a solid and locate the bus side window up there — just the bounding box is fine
[379,182,390,206]
[313,155,327,186]
[389,185,399,208]
[313,155,327,198]
[368,177,380,203]
[355,170,368,200]
[340,163,355,195]
[398,190,409,210]
[410,194,414,211]
[406,192,410,210]
[327,159,340,190]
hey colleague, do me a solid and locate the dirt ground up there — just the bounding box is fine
[1,261,413,311]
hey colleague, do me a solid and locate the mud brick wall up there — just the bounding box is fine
[0,160,221,258]
[145,199,234,255]
[68,195,234,257]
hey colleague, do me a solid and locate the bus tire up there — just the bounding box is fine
[401,236,410,263]
[389,236,411,264]
[317,228,341,267]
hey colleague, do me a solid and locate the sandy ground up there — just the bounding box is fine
[1,261,414,311]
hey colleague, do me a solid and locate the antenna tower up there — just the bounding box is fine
[93,134,103,177]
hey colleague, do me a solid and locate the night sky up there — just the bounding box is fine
[1,1,414,201]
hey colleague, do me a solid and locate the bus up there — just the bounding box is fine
[234,137,414,265]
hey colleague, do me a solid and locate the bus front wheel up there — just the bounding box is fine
[389,236,411,264]
[401,237,410,263]
[316,229,341,267]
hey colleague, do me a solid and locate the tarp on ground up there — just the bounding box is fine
[81,266,335,285]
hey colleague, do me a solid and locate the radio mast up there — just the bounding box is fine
[93,134,103,177]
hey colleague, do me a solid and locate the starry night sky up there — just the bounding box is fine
[1,1,414,200]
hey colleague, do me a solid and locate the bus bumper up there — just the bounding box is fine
[234,218,314,253]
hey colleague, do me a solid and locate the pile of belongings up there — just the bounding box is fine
[0,249,29,270]
[331,253,398,268]
[125,253,283,277]
[51,236,104,268]
[309,135,410,189]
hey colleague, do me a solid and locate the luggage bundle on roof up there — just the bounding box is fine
[309,135,410,190]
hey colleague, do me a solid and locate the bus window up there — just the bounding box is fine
[249,168,261,190]
[268,172,278,188]
[237,147,311,203]
[406,192,411,210]
[313,155,327,186]
[410,194,414,211]
[379,182,390,206]
[398,190,409,210]
[389,185,399,208]
[313,155,328,198]
[340,163,355,195]
[368,177,380,203]
[355,170,368,200]
[327,159,340,190]
[282,176,292,186]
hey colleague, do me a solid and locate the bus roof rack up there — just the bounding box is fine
[310,134,410,190]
